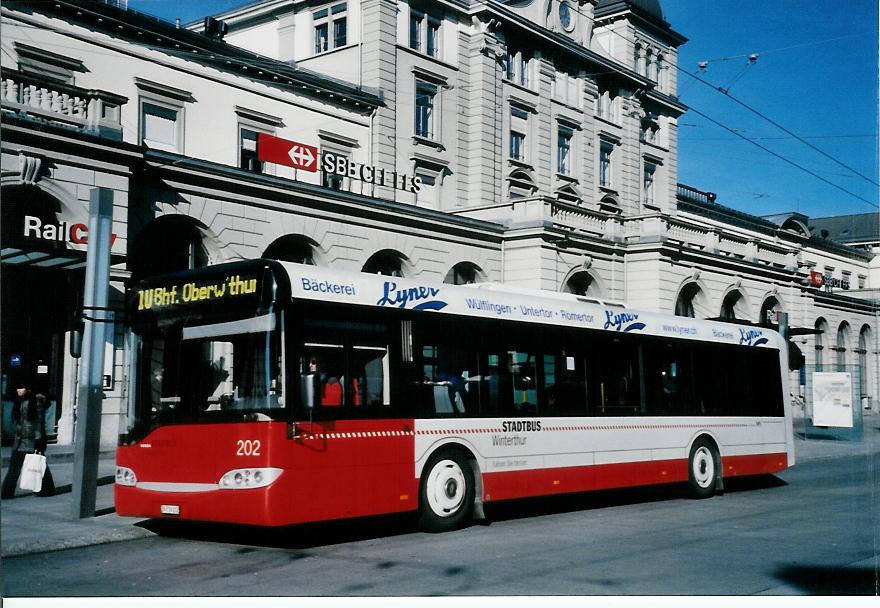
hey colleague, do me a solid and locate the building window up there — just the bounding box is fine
[599,141,613,188]
[557,127,573,175]
[318,130,359,192]
[363,250,407,277]
[415,80,437,139]
[263,235,317,266]
[323,161,345,190]
[553,71,580,107]
[675,283,702,318]
[239,128,262,173]
[314,2,347,54]
[503,50,530,87]
[597,89,619,123]
[141,102,181,152]
[445,262,484,285]
[510,132,525,161]
[643,162,656,208]
[410,8,441,58]
[510,108,529,162]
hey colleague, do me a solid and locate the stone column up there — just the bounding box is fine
[458,17,504,207]
[361,0,398,200]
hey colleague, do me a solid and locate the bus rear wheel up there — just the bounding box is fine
[688,438,719,499]
[419,449,475,532]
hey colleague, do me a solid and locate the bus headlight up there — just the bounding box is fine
[115,466,138,487]
[218,467,282,490]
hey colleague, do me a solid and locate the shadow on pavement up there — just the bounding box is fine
[137,511,419,550]
[485,475,787,524]
[774,565,878,595]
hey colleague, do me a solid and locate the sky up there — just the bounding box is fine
[127,0,879,221]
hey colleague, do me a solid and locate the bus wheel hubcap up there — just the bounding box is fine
[426,459,466,518]
[693,447,714,488]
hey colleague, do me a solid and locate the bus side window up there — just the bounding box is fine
[351,344,390,409]
[547,352,590,416]
[301,344,346,409]
[509,350,537,415]
[598,338,641,416]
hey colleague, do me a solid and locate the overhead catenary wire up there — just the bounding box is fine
[565,1,879,205]
[687,106,877,209]
[679,69,880,188]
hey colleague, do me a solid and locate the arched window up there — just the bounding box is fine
[760,296,782,326]
[444,262,485,285]
[362,249,407,277]
[130,216,208,279]
[674,282,702,318]
[720,289,745,321]
[263,235,317,265]
[563,271,594,296]
[836,322,851,371]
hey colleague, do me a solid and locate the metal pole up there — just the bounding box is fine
[71,188,113,519]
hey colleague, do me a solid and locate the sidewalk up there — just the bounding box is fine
[0,447,154,557]
[2,414,879,558]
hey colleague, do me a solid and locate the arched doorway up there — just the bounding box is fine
[814,318,828,371]
[858,325,872,408]
[836,321,851,371]
[0,185,83,442]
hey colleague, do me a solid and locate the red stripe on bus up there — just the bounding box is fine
[480,452,788,503]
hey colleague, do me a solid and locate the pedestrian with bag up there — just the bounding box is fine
[1,385,55,498]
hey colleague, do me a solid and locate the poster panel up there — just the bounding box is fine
[812,372,853,428]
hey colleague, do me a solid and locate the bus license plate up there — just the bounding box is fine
[160,504,180,516]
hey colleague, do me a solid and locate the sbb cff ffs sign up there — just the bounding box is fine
[257,133,421,193]
[257,133,318,171]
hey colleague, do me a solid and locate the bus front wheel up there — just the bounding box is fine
[419,449,475,532]
[688,438,719,499]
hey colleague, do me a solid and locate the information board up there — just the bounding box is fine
[812,372,854,428]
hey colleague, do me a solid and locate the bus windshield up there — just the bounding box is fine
[133,310,284,431]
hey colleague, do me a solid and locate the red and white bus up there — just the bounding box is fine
[116,259,794,531]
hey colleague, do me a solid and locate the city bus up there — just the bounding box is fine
[116,259,794,531]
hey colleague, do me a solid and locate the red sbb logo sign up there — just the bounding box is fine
[257,133,422,193]
[809,270,824,288]
[257,133,318,172]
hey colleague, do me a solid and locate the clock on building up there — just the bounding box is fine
[559,1,575,32]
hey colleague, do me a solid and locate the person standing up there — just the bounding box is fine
[1,386,55,498]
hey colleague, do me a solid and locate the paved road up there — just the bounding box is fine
[4,453,878,596]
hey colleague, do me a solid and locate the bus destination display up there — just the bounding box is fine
[136,274,258,311]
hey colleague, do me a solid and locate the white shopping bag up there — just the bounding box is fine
[19,453,47,493]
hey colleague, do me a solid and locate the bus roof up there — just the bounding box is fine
[280,261,784,351]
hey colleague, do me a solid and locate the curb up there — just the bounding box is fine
[1,519,155,558]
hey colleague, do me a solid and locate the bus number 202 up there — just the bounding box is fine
[236,440,261,456]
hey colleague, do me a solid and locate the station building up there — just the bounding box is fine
[1,0,877,447]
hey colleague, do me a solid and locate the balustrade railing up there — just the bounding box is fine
[2,70,127,138]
